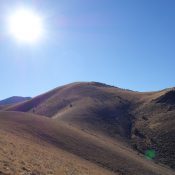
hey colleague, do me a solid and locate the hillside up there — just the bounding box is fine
[7,82,138,139]
[0,111,174,175]
[0,111,114,175]
[0,96,31,106]
[6,82,175,174]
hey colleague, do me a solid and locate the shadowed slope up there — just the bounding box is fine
[132,89,175,169]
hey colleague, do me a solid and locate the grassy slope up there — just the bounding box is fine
[7,82,139,140]
[0,111,174,175]
[6,82,175,172]
[0,111,114,175]
[132,89,175,169]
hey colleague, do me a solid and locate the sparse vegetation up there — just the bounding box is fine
[0,82,175,175]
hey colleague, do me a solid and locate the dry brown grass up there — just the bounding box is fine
[0,112,114,175]
[4,82,175,174]
[0,111,174,175]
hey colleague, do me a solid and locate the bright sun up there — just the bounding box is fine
[7,8,43,43]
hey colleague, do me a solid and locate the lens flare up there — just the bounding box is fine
[145,149,156,160]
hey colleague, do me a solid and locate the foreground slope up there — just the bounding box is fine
[7,82,175,171]
[0,111,174,175]
[0,111,114,175]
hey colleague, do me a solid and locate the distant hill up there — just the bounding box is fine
[0,96,31,105]
[6,82,175,171]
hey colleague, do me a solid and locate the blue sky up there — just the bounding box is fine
[0,0,175,99]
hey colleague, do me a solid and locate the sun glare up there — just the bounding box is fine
[7,8,43,43]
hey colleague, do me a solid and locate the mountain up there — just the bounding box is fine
[2,82,175,174]
[0,96,31,106]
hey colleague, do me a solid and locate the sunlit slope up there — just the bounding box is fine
[0,111,174,175]
[7,82,140,139]
[7,82,175,170]
[0,111,114,175]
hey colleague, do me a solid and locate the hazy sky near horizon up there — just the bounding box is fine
[0,0,175,99]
